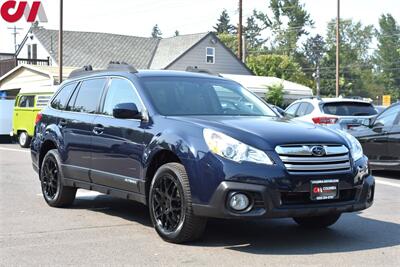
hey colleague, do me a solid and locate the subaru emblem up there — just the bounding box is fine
[311,146,326,157]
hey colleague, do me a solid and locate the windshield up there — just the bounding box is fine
[322,102,378,116]
[142,77,277,117]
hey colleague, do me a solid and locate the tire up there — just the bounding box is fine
[40,149,76,207]
[293,213,341,228]
[149,163,207,243]
[18,131,31,148]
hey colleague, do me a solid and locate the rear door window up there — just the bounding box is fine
[51,82,78,110]
[18,95,35,108]
[285,103,300,116]
[296,103,309,116]
[322,102,377,116]
[70,78,107,113]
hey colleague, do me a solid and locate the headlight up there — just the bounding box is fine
[203,129,273,165]
[338,130,364,161]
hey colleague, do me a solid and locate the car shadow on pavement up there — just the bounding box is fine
[195,213,400,254]
[72,194,153,227]
[69,194,399,254]
[373,170,400,179]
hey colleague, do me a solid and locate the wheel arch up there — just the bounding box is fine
[144,149,182,203]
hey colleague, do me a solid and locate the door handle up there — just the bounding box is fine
[58,119,67,128]
[93,124,104,135]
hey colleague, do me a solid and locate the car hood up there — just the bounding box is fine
[169,116,347,151]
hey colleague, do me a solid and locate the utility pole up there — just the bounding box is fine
[59,0,63,84]
[336,0,340,97]
[316,64,321,97]
[8,26,23,54]
[237,0,243,61]
[242,35,246,63]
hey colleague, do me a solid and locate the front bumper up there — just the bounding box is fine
[192,174,374,219]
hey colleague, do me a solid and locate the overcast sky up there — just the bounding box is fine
[1,0,399,53]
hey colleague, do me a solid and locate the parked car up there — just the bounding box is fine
[31,63,374,243]
[284,97,378,130]
[12,87,56,147]
[349,103,400,171]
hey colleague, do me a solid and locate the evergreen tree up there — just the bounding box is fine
[375,14,400,100]
[213,9,235,34]
[174,30,180,37]
[151,24,162,38]
[244,15,265,50]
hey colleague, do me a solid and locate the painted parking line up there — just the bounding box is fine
[375,179,400,188]
[0,147,30,153]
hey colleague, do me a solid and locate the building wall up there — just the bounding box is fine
[0,68,53,91]
[18,34,56,66]
[167,35,252,75]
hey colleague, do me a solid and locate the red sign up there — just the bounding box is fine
[1,0,47,23]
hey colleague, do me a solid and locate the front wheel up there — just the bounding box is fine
[18,131,31,148]
[149,163,207,243]
[293,213,341,228]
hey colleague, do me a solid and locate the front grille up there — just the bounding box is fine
[281,189,356,206]
[275,144,351,174]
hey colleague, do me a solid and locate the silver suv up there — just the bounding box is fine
[285,97,378,130]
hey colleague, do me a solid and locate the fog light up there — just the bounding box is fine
[229,192,250,211]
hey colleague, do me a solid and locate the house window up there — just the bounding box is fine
[206,47,215,64]
[27,45,31,59]
[32,44,37,59]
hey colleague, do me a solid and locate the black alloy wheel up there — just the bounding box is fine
[149,163,207,243]
[151,172,184,233]
[40,149,76,207]
[42,156,59,200]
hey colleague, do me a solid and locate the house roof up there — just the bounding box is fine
[0,65,77,89]
[15,27,252,74]
[32,27,159,69]
[150,33,208,69]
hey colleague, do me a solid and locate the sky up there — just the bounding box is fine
[0,0,399,53]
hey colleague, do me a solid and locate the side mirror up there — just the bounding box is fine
[372,120,384,133]
[113,103,142,120]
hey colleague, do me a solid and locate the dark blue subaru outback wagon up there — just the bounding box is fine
[31,63,374,243]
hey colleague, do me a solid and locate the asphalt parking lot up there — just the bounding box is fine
[0,144,399,266]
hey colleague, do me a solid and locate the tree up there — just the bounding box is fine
[320,19,375,97]
[303,34,326,66]
[151,24,162,38]
[246,54,312,87]
[302,34,326,95]
[213,9,235,34]
[244,14,265,50]
[254,0,314,55]
[265,83,284,107]
[375,14,400,100]
[217,33,238,55]
[174,30,180,37]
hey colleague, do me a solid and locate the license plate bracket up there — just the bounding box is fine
[310,179,339,201]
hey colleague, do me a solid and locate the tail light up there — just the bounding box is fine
[312,116,338,125]
[35,112,43,125]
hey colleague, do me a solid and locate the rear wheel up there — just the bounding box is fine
[149,163,207,243]
[40,149,76,207]
[293,213,341,228]
[18,131,31,148]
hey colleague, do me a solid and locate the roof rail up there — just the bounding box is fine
[185,66,221,77]
[107,61,138,73]
[67,62,138,79]
[68,65,95,79]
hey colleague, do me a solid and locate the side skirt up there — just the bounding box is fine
[63,178,147,205]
